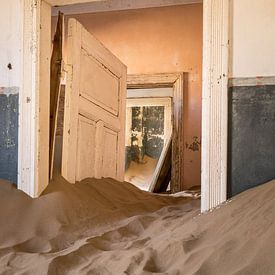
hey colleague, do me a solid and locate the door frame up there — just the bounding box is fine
[127,73,186,193]
[20,0,230,211]
[201,0,229,211]
[19,0,51,197]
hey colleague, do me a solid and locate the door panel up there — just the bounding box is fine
[62,18,126,183]
[76,116,96,181]
[102,128,118,179]
[80,51,120,116]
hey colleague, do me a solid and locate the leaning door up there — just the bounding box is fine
[62,19,127,183]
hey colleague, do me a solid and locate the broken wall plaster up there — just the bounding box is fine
[185,136,201,152]
[0,87,20,96]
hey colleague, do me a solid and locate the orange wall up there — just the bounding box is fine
[54,4,203,189]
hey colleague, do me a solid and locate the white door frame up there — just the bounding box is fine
[20,0,230,211]
[201,0,229,211]
[19,0,51,197]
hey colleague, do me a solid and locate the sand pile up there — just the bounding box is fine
[0,177,274,275]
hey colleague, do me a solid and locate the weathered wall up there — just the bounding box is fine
[0,2,22,184]
[53,4,203,189]
[228,0,275,196]
[230,0,275,78]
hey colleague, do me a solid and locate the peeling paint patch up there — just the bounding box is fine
[7,63,12,70]
[185,136,201,152]
[0,86,19,96]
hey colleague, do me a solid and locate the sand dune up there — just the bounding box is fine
[0,177,274,274]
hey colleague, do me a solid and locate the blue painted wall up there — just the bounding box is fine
[0,92,18,184]
[228,84,275,196]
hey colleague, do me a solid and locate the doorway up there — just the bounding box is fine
[20,0,229,212]
[127,73,185,193]
[125,92,172,191]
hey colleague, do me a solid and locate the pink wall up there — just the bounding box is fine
[54,4,203,189]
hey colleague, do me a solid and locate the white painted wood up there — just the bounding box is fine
[38,0,51,194]
[62,18,127,183]
[149,133,172,192]
[127,73,185,193]
[19,0,51,197]
[76,116,96,180]
[201,0,229,212]
[51,0,202,15]
[127,88,173,98]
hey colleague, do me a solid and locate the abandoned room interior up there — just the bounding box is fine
[0,0,274,274]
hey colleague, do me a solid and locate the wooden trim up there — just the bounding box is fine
[128,73,182,89]
[51,0,203,16]
[149,133,172,192]
[62,19,82,183]
[18,0,41,197]
[19,0,51,197]
[126,97,172,107]
[38,0,52,194]
[127,88,173,98]
[229,76,275,87]
[127,73,185,193]
[201,0,229,211]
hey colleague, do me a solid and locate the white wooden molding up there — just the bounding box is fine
[19,0,51,198]
[18,0,40,197]
[201,0,229,212]
[52,0,202,16]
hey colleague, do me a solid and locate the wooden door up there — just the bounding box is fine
[62,19,127,183]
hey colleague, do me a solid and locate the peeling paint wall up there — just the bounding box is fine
[228,0,275,195]
[0,2,22,184]
[228,85,275,196]
[0,91,19,184]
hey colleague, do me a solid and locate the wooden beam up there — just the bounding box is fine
[52,0,203,17]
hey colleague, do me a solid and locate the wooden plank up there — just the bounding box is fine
[49,12,64,179]
[62,18,82,183]
[38,0,52,193]
[171,73,185,193]
[149,135,172,193]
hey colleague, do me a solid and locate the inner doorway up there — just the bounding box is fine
[125,90,172,191]
[127,73,185,193]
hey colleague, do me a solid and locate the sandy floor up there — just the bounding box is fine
[0,177,274,274]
